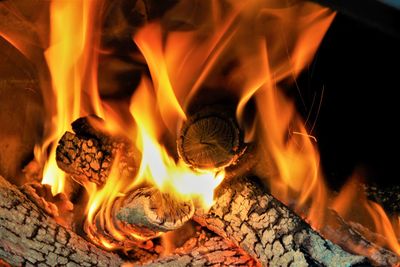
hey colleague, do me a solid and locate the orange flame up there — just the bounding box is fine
[3,0,399,257]
[332,173,400,255]
[39,0,104,194]
[129,78,224,208]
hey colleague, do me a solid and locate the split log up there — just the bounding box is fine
[57,109,249,186]
[177,106,246,170]
[139,229,257,267]
[56,116,138,186]
[0,175,255,266]
[84,186,196,250]
[0,175,123,267]
[194,176,370,267]
[115,187,195,239]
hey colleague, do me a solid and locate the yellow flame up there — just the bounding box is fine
[332,173,400,256]
[40,0,104,194]
[85,158,127,249]
[130,78,224,208]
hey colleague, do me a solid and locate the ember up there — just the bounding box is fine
[0,0,399,266]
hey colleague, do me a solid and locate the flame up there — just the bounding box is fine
[39,0,104,194]
[83,78,224,250]
[0,1,104,194]
[217,1,335,228]
[129,78,224,208]
[3,0,399,257]
[331,173,400,255]
[85,158,127,249]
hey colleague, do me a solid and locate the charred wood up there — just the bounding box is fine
[320,209,400,266]
[56,116,138,186]
[139,229,257,267]
[0,175,123,267]
[194,176,369,267]
[114,187,195,239]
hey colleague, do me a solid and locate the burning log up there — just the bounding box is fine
[177,106,246,170]
[320,209,400,266]
[114,187,195,239]
[0,175,254,266]
[83,186,196,250]
[0,175,123,266]
[56,116,399,265]
[139,230,257,267]
[194,176,370,267]
[56,115,138,186]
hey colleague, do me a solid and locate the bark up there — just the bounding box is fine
[0,175,255,266]
[177,106,246,170]
[56,116,138,186]
[194,176,369,267]
[138,230,257,267]
[56,131,115,186]
[0,175,123,267]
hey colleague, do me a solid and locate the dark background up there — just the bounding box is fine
[295,12,400,189]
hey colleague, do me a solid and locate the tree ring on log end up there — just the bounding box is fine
[115,187,195,240]
[178,106,245,170]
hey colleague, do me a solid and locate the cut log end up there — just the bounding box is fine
[56,131,112,186]
[115,187,195,239]
[56,116,139,187]
[178,106,245,170]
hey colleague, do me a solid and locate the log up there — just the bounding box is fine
[139,229,257,267]
[56,116,138,186]
[0,175,123,267]
[84,186,196,250]
[177,106,246,170]
[193,176,370,267]
[0,175,255,266]
[115,187,195,239]
[56,131,114,186]
[320,209,400,266]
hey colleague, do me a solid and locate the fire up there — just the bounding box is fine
[39,0,104,194]
[332,173,400,255]
[129,78,224,208]
[2,0,399,258]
